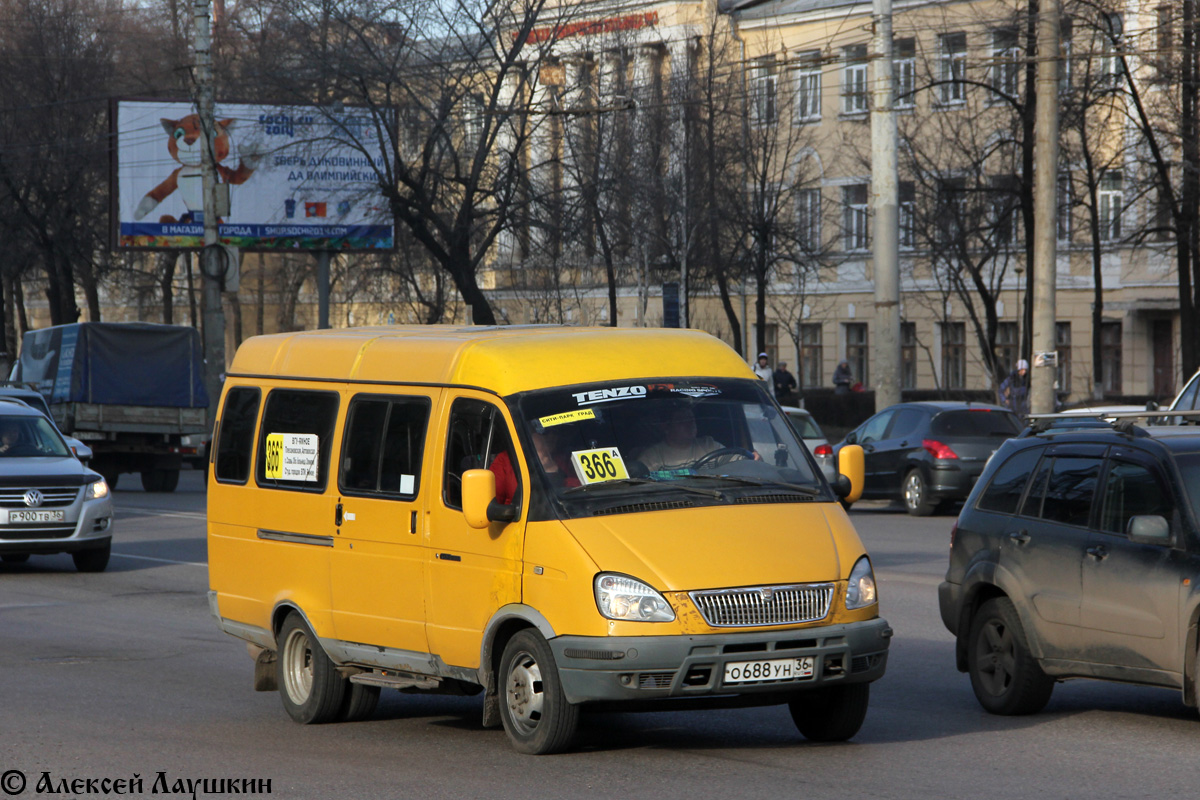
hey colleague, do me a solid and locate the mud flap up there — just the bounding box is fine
[254,649,277,692]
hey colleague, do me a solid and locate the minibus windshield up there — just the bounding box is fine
[513,379,829,507]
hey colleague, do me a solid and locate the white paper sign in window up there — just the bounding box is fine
[265,433,320,481]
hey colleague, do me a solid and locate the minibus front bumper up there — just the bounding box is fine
[549,617,891,705]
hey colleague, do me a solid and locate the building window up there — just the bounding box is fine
[939,33,967,105]
[996,321,1018,378]
[936,176,966,244]
[1101,322,1122,395]
[1056,321,1071,395]
[1100,13,1124,85]
[750,57,778,126]
[990,174,1020,247]
[899,182,915,248]
[461,93,485,150]
[762,323,780,367]
[794,51,822,122]
[895,38,916,109]
[942,322,966,389]
[797,188,822,252]
[990,28,1020,101]
[1057,172,1073,243]
[901,322,917,389]
[1060,16,1074,93]
[1152,177,1173,241]
[846,323,869,387]
[843,183,869,251]
[800,323,822,389]
[843,44,868,114]
[1099,171,1123,241]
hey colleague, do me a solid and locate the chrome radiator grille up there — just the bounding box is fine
[689,583,834,628]
[0,487,79,508]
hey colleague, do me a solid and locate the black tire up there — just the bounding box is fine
[158,469,180,492]
[1,553,30,564]
[788,683,870,742]
[337,682,381,723]
[276,611,346,724]
[498,629,579,754]
[902,469,937,516]
[72,542,111,573]
[967,597,1054,715]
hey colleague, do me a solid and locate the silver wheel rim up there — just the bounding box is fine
[505,650,545,736]
[975,618,1016,697]
[904,474,922,509]
[282,627,314,706]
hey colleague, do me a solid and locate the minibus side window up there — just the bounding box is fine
[340,395,430,498]
[214,387,260,484]
[255,389,339,492]
[443,398,519,509]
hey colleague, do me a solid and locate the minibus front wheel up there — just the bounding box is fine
[499,629,579,754]
[277,611,347,724]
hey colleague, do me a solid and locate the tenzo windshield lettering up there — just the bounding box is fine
[571,386,648,406]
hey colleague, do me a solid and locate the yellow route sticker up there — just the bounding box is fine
[570,447,630,485]
[265,434,284,478]
[264,432,319,481]
[538,408,596,428]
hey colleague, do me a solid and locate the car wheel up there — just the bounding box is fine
[158,469,180,492]
[1,553,30,564]
[788,683,870,742]
[903,469,937,516]
[72,542,110,573]
[967,597,1054,715]
[276,611,346,724]
[140,470,161,492]
[337,683,381,723]
[499,629,578,754]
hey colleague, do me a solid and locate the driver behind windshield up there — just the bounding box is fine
[639,402,757,473]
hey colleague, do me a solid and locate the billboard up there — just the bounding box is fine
[114,100,394,251]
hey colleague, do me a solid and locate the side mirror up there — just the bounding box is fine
[462,469,517,528]
[1127,515,1171,545]
[836,444,864,503]
[845,431,858,445]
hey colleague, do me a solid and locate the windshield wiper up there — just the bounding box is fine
[681,475,823,495]
[560,477,725,499]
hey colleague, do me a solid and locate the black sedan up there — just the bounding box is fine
[836,402,1021,515]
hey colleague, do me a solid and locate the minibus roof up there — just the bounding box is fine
[227,325,756,396]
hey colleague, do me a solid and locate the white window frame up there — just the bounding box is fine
[899,181,916,248]
[750,57,778,126]
[843,45,868,114]
[895,38,916,109]
[1099,171,1123,241]
[843,183,869,252]
[939,33,967,105]
[794,51,822,122]
[797,187,822,252]
[990,29,1019,103]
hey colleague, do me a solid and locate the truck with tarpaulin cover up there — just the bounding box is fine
[10,322,209,491]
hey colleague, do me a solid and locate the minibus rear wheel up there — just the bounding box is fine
[498,629,578,754]
[277,611,346,724]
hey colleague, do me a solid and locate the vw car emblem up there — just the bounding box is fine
[23,490,43,508]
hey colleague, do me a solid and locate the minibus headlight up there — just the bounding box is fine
[594,573,675,622]
[86,479,109,500]
[845,556,877,610]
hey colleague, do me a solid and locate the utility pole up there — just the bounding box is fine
[194,0,225,426]
[871,0,901,408]
[1031,0,1060,415]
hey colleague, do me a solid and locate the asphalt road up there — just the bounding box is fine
[2,475,1197,799]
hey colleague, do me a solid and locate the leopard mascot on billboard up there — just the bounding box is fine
[133,114,262,224]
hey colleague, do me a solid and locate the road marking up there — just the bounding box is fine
[112,553,207,568]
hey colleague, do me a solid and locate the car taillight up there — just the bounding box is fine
[922,439,959,459]
[949,521,958,549]
[813,444,833,457]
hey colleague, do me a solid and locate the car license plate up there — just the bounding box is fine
[8,510,64,523]
[723,656,815,684]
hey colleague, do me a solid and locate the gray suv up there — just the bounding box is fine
[940,413,1200,716]
[0,405,114,572]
